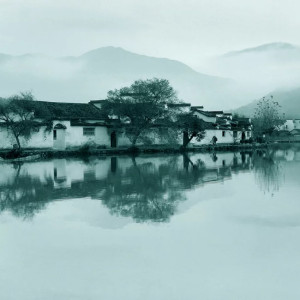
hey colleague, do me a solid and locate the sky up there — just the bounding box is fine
[0,0,300,68]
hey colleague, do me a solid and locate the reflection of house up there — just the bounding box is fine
[0,152,255,221]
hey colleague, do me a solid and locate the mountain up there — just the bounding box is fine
[0,46,236,109]
[233,87,300,119]
[202,42,300,104]
[223,42,300,57]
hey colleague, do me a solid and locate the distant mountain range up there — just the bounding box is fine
[1,43,299,115]
[0,46,237,109]
[222,42,300,57]
[202,42,300,117]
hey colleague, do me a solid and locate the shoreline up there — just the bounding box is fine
[1,141,299,161]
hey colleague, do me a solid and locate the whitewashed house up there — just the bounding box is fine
[190,107,252,145]
[0,99,253,150]
[279,119,300,134]
[0,100,115,150]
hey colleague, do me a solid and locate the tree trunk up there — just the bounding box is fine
[182,132,195,149]
[12,132,22,150]
[132,136,138,146]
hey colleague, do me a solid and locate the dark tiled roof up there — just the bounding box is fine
[233,117,251,123]
[89,99,107,104]
[8,100,106,120]
[290,129,300,135]
[202,121,217,130]
[191,105,204,110]
[195,110,223,117]
[168,103,191,107]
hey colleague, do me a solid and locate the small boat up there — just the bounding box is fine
[0,154,41,163]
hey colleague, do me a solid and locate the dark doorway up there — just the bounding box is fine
[111,131,117,148]
[242,132,246,141]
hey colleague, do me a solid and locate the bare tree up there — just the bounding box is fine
[252,96,285,138]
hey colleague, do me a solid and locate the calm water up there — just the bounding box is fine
[1,146,300,300]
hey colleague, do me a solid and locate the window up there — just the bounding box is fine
[247,131,250,137]
[53,130,57,140]
[83,127,95,136]
[233,131,237,138]
[222,131,226,137]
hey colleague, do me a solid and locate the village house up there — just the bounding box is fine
[0,99,253,150]
[279,119,300,137]
[0,101,112,150]
[189,106,252,145]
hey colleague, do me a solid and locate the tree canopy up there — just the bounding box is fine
[103,78,181,146]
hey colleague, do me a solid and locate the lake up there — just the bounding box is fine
[1,146,300,300]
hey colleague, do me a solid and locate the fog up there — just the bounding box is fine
[1,0,300,109]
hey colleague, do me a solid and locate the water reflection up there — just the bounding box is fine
[253,149,282,194]
[0,147,298,222]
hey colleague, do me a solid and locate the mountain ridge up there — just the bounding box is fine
[222,42,300,57]
[0,46,235,109]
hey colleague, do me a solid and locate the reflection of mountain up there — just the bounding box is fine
[1,149,293,222]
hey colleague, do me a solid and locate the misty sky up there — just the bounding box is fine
[1,0,300,68]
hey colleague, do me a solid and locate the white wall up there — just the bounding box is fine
[65,125,110,148]
[0,125,53,149]
[192,129,238,145]
[280,120,300,131]
[280,120,295,131]
[0,121,252,150]
[0,120,113,149]
[295,120,300,129]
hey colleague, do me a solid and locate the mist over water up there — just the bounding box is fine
[1,146,300,299]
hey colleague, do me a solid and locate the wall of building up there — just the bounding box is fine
[0,120,113,150]
[280,120,295,131]
[64,125,110,148]
[294,120,300,129]
[0,120,252,150]
[280,119,300,131]
[192,129,251,145]
[0,125,53,149]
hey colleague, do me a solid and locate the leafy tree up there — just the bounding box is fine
[177,113,206,148]
[0,92,51,150]
[103,78,180,146]
[252,96,285,137]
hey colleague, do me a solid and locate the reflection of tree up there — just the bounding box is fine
[0,152,257,222]
[100,157,185,222]
[0,165,54,219]
[253,149,282,194]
